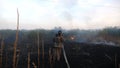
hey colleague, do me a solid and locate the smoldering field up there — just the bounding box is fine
[0,27,120,68]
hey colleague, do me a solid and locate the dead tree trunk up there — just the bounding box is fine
[37,31,40,68]
[42,39,44,68]
[49,48,53,68]
[28,52,30,68]
[115,54,117,68]
[13,8,19,68]
[0,38,4,68]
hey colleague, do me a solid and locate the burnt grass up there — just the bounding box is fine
[2,42,120,68]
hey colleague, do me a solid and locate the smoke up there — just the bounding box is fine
[61,0,78,9]
[63,11,74,29]
[0,0,3,19]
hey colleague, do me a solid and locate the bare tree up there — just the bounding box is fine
[13,8,19,68]
[49,48,53,68]
[42,39,44,68]
[28,52,30,68]
[115,54,117,68]
[37,31,40,68]
[0,38,4,68]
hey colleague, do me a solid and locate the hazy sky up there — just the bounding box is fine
[0,0,120,29]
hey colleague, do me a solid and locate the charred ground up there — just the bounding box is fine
[1,42,120,68]
[0,28,120,68]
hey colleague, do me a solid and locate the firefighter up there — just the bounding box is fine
[58,30,64,44]
[53,30,64,61]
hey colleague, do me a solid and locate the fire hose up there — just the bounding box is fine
[62,44,70,68]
